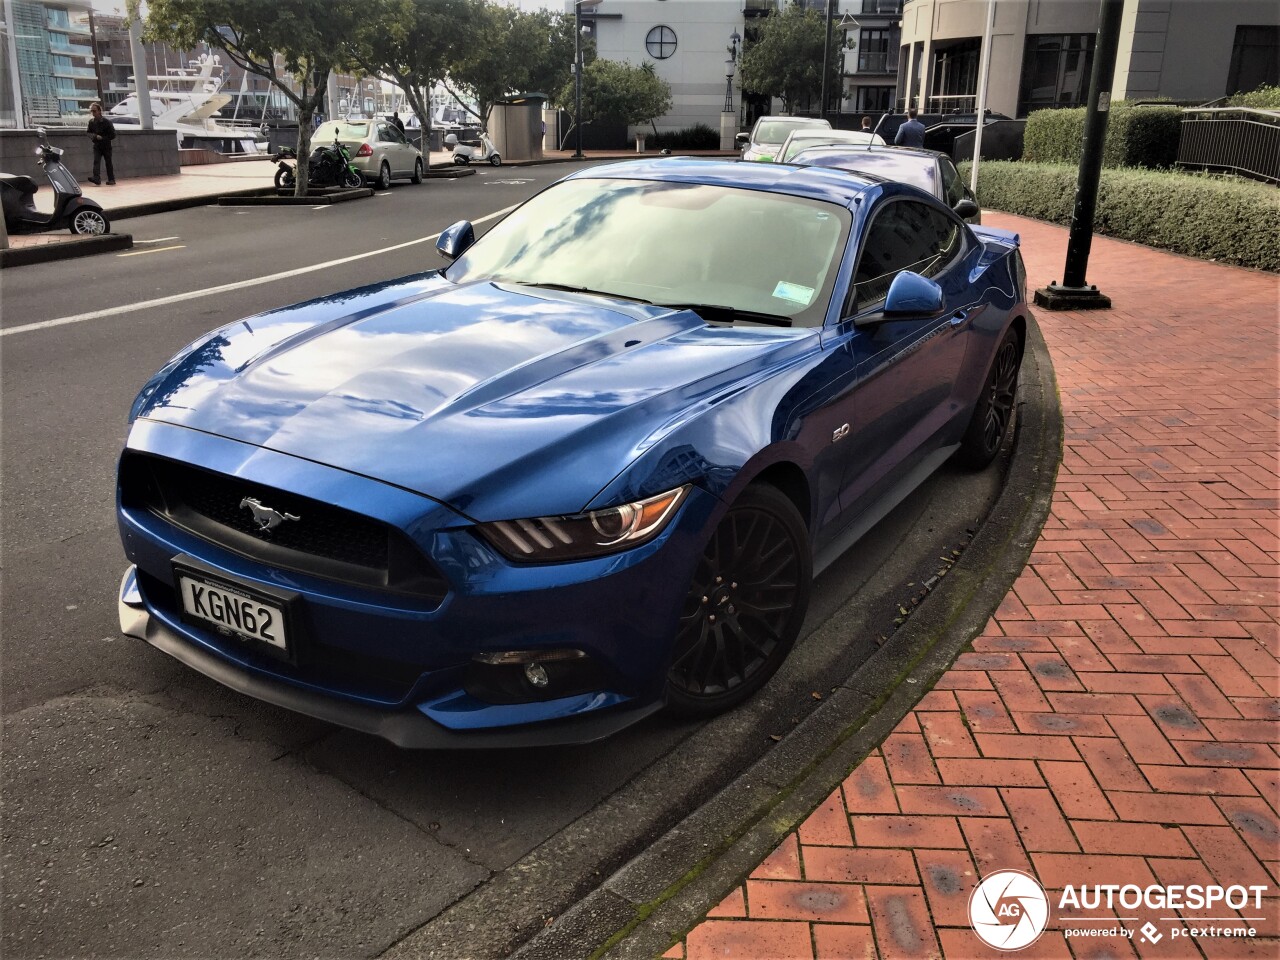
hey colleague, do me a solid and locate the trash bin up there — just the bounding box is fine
[488,93,548,163]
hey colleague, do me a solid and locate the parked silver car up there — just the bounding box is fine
[313,119,424,189]
[735,115,831,162]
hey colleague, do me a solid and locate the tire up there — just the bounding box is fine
[956,326,1022,469]
[665,484,812,717]
[70,208,109,236]
[454,155,469,166]
[274,167,295,189]
[489,153,501,166]
[345,168,364,189]
[411,158,424,184]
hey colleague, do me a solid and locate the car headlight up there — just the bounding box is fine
[477,486,690,563]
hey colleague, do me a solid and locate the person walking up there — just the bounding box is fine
[391,111,406,135]
[86,102,117,185]
[893,107,926,148]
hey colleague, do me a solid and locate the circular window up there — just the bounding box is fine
[646,25,677,60]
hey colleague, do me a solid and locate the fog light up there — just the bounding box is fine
[524,662,550,688]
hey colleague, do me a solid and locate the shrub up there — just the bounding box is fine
[646,123,720,150]
[961,160,1280,272]
[1226,84,1280,109]
[1022,102,1183,168]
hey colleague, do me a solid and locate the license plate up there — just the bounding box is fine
[178,571,288,653]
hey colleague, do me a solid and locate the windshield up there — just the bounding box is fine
[753,118,830,145]
[446,177,850,327]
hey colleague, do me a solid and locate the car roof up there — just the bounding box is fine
[786,146,946,196]
[564,157,880,208]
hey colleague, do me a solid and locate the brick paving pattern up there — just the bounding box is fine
[670,214,1279,960]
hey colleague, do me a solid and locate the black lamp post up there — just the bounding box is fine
[573,0,603,159]
[724,29,741,114]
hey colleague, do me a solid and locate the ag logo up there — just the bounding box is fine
[969,870,1049,951]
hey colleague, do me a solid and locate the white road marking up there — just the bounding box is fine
[1,204,519,339]
[117,244,186,257]
[132,236,180,244]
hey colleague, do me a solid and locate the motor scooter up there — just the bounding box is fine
[0,128,110,235]
[445,131,501,166]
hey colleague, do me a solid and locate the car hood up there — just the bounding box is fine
[132,274,814,521]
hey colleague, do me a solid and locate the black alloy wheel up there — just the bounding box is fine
[666,485,812,716]
[957,326,1022,469]
[274,167,295,189]
[345,167,364,189]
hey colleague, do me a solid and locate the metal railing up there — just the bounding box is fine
[1177,107,1280,185]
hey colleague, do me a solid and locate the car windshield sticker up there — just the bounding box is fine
[773,281,815,305]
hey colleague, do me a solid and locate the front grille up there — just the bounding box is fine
[121,452,449,602]
[136,570,426,701]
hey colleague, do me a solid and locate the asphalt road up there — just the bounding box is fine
[1,163,1007,959]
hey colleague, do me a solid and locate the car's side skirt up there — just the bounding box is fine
[812,443,958,577]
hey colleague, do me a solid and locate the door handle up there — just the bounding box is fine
[949,303,986,327]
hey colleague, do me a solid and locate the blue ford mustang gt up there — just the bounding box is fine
[116,158,1028,747]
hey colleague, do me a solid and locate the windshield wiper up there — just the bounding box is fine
[657,302,792,327]
[511,281,655,305]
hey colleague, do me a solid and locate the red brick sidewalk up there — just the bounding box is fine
[671,214,1280,960]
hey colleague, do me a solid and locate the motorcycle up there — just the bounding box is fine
[445,131,501,166]
[271,135,363,189]
[0,128,110,235]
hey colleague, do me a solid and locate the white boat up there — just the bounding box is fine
[108,54,269,154]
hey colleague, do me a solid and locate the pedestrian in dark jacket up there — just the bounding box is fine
[86,102,116,184]
[893,108,926,149]
[391,111,406,134]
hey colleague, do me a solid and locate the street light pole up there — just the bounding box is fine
[574,1,583,158]
[572,0,602,159]
[1033,0,1124,311]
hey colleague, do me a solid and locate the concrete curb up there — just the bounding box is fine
[218,186,374,206]
[0,232,133,268]
[508,315,1063,960]
[109,186,276,221]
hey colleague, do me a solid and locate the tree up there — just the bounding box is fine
[556,59,672,138]
[344,0,475,153]
[445,4,578,128]
[737,4,849,114]
[136,0,365,195]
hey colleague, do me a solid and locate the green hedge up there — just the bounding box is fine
[647,124,720,150]
[1226,84,1280,108]
[960,160,1280,272]
[1022,102,1183,168]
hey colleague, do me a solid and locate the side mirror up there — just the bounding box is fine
[882,271,944,317]
[734,132,749,146]
[436,220,475,261]
[953,198,980,220]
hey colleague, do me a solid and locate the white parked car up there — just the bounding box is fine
[776,128,887,163]
[313,119,424,189]
[735,116,831,162]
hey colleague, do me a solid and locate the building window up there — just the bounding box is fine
[1018,34,1095,117]
[855,86,894,112]
[859,29,892,73]
[930,38,981,114]
[646,25,677,60]
[1228,25,1279,97]
[861,0,902,13]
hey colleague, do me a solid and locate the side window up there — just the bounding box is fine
[849,200,964,314]
[940,159,966,208]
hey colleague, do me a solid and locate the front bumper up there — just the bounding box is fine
[118,567,664,748]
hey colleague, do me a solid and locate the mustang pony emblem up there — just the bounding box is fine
[239,497,299,533]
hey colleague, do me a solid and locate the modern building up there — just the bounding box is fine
[575,0,903,135]
[3,0,97,126]
[898,0,1279,118]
